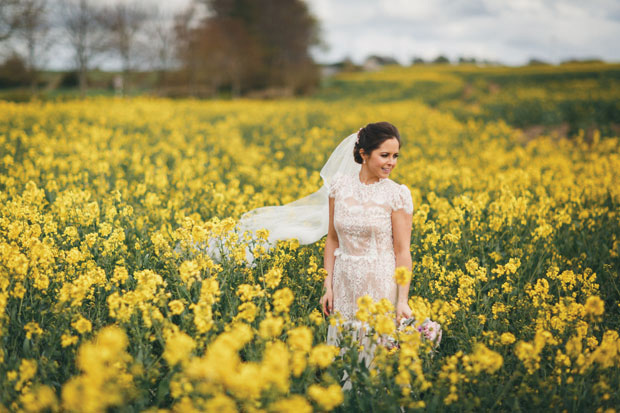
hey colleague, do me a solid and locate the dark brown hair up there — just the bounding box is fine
[353,122,401,164]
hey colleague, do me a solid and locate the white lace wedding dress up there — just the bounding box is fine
[326,172,413,348]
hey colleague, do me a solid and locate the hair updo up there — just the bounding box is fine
[353,121,401,164]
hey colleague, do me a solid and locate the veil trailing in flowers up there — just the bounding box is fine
[238,131,360,247]
[177,132,361,263]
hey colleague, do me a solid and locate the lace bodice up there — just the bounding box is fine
[327,173,413,321]
[329,173,413,259]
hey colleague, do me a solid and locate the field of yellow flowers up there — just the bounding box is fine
[1,64,619,412]
[320,62,620,136]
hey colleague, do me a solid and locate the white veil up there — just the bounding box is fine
[177,131,361,263]
[238,131,361,247]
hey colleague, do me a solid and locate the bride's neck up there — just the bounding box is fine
[358,166,381,185]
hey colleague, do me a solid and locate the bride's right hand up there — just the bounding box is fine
[320,288,333,316]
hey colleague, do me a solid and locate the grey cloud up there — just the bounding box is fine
[439,0,498,18]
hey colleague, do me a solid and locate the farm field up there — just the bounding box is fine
[1,63,619,412]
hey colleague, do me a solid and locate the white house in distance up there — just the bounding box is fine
[362,55,400,71]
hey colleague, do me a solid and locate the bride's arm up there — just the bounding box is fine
[392,208,413,321]
[321,197,339,315]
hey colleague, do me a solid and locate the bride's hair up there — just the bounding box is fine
[353,121,401,164]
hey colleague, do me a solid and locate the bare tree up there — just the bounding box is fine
[173,4,201,94]
[62,0,105,96]
[16,0,51,93]
[0,0,22,43]
[144,7,177,90]
[100,1,150,93]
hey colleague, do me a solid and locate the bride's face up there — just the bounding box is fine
[362,137,400,179]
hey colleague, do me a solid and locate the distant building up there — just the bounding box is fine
[320,63,343,77]
[363,55,400,71]
[320,58,360,77]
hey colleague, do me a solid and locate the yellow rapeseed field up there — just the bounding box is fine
[1,65,619,412]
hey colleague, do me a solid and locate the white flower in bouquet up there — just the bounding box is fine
[389,317,442,350]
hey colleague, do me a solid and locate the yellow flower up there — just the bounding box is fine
[469,343,503,374]
[24,322,43,340]
[515,341,539,374]
[307,384,344,411]
[259,315,284,339]
[287,326,313,353]
[584,296,605,317]
[273,287,294,313]
[204,394,237,412]
[72,317,92,335]
[590,330,619,368]
[99,222,112,237]
[356,308,370,322]
[260,340,290,393]
[270,395,312,413]
[264,267,284,289]
[500,332,516,345]
[7,371,17,382]
[15,359,37,392]
[235,302,258,323]
[163,331,196,366]
[61,334,79,348]
[309,344,339,368]
[179,260,200,287]
[227,362,262,400]
[63,226,79,241]
[357,295,373,310]
[112,266,129,285]
[309,308,323,325]
[236,283,264,301]
[19,385,58,413]
[565,335,583,358]
[11,282,26,299]
[394,266,412,285]
[372,298,395,315]
[256,228,270,240]
[63,325,133,412]
[374,314,396,336]
[504,258,521,274]
[168,300,185,315]
[395,368,411,387]
[291,351,307,377]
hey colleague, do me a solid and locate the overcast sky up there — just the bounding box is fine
[35,0,620,68]
[156,0,620,65]
[305,0,620,65]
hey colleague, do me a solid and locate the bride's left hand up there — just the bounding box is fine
[396,301,412,323]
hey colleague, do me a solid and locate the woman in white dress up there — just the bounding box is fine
[224,121,413,344]
[320,122,414,346]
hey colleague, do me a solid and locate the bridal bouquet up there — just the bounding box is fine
[384,317,442,351]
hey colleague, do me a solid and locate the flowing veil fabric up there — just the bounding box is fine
[238,132,361,246]
[177,132,360,264]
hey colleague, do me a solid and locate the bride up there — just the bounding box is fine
[238,122,413,340]
[319,122,413,346]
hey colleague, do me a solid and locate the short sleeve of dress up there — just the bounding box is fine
[328,174,344,198]
[391,184,414,214]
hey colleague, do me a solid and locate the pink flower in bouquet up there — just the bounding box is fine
[420,320,442,346]
[392,317,442,351]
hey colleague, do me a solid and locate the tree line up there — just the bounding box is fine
[0,0,321,97]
